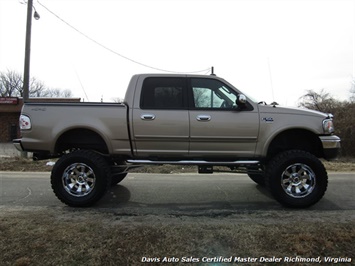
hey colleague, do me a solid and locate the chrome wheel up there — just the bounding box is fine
[281,163,316,198]
[62,163,96,197]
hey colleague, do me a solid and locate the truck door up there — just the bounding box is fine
[188,78,259,158]
[132,77,189,158]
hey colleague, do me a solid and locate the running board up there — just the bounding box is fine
[125,159,261,174]
[114,160,262,175]
[126,159,260,166]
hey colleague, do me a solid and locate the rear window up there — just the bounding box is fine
[140,77,187,109]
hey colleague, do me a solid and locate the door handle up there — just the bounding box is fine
[196,115,211,121]
[141,114,156,120]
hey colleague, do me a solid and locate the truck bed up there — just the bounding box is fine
[17,102,131,156]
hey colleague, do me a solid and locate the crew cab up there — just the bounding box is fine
[14,74,341,208]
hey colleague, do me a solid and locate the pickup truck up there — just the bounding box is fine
[13,74,341,208]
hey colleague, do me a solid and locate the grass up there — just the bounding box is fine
[0,208,354,266]
[0,157,354,265]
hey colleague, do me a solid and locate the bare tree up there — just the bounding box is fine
[111,97,124,103]
[0,70,23,97]
[298,89,337,113]
[61,89,73,98]
[299,89,355,156]
[29,77,47,97]
[0,70,73,98]
[46,88,73,98]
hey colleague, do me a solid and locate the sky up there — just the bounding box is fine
[0,0,354,106]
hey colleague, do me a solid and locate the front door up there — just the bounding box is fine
[188,78,259,158]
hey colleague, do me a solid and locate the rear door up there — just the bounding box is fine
[132,77,189,158]
[188,78,259,158]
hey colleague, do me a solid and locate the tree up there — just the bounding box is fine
[0,69,73,98]
[29,77,47,97]
[46,88,73,98]
[111,97,124,103]
[298,89,338,113]
[0,70,23,97]
[299,89,355,157]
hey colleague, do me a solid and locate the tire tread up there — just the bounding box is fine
[51,150,111,207]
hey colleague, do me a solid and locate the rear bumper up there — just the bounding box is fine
[13,139,24,152]
[319,135,341,160]
[13,139,54,160]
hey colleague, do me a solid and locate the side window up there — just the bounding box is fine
[141,78,186,109]
[191,78,237,109]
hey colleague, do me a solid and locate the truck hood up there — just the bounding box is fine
[257,105,330,118]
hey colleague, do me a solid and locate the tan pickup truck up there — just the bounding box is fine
[14,74,341,208]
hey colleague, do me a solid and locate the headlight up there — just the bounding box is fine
[19,115,31,130]
[323,118,334,134]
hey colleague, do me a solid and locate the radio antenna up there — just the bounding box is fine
[267,58,275,102]
[211,66,216,76]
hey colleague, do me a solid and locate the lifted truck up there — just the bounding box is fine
[14,74,341,208]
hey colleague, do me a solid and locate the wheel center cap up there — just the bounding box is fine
[291,173,300,183]
[78,173,86,183]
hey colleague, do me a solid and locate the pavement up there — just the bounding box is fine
[1,172,354,213]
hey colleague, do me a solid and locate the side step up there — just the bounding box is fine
[125,160,261,174]
[126,159,260,166]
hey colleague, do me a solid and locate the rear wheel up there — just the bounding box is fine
[51,150,111,207]
[266,150,328,208]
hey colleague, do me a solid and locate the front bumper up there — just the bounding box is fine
[319,135,341,160]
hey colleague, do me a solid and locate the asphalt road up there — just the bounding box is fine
[0,172,354,213]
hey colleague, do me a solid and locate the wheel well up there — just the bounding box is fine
[267,129,323,159]
[55,128,109,154]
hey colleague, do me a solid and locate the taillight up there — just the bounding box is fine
[19,115,31,130]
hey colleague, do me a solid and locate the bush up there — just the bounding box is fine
[299,90,355,157]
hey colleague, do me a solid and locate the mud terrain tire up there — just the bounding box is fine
[266,150,328,208]
[51,150,111,207]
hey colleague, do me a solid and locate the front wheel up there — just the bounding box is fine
[266,150,328,208]
[51,150,111,207]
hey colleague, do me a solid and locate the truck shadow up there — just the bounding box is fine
[95,183,344,213]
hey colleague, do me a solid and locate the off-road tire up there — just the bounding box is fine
[265,150,328,208]
[51,150,111,207]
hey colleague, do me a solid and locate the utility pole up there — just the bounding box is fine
[23,0,33,102]
[21,0,34,158]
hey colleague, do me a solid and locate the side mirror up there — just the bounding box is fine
[236,94,247,106]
